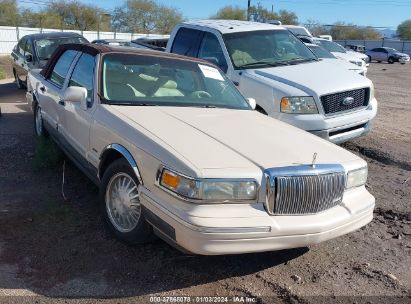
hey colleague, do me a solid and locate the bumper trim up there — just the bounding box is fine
[141,192,271,234]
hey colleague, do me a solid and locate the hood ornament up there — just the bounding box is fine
[311,152,317,168]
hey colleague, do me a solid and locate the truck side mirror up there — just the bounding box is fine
[247,98,256,110]
[64,86,88,111]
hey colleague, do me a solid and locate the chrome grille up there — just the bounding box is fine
[321,88,369,115]
[264,165,346,216]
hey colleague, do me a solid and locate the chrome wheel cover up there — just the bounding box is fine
[35,107,43,135]
[105,172,141,233]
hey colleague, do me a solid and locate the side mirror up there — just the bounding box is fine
[202,57,228,73]
[247,97,256,110]
[25,54,33,62]
[64,86,88,111]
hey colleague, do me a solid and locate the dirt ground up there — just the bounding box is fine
[0,62,410,304]
[0,56,13,79]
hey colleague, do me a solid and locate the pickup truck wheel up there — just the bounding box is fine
[14,70,24,90]
[34,103,48,137]
[100,158,153,244]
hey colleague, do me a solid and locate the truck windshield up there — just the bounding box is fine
[101,53,250,110]
[223,30,317,69]
[308,45,336,59]
[315,40,347,54]
[34,37,88,60]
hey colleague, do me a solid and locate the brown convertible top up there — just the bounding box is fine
[41,43,215,79]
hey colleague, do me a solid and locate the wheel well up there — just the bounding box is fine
[256,105,268,115]
[99,150,124,179]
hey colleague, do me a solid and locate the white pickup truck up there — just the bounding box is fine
[166,20,378,144]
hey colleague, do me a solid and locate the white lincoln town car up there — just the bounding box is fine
[26,44,375,255]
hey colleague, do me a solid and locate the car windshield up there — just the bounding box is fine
[316,40,346,53]
[308,45,336,59]
[101,53,250,110]
[223,30,317,69]
[34,37,88,60]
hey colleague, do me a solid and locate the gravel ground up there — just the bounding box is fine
[0,62,410,304]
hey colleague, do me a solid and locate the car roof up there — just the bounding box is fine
[181,19,283,34]
[22,31,84,40]
[41,43,221,80]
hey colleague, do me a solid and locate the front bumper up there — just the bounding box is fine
[277,97,377,144]
[140,186,375,255]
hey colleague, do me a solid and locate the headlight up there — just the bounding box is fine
[346,167,368,189]
[158,168,257,201]
[280,96,318,114]
[349,60,362,67]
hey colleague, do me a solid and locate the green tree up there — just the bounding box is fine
[112,0,182,34]
[330,22,380,40]
[397,20,411,40]
[277,9,298,25]
[211,5,246,20]
[0,0,18,26]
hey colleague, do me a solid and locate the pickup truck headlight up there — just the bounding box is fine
[280,96,318,114]
[158,168,257,201]
[349,60,363,67]
[346,167,368,189]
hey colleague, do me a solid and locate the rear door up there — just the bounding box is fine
[38,50,78,138]
[60,52,96,161]
[12,37,26,80]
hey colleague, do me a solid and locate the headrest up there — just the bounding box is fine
[162,80,177,89]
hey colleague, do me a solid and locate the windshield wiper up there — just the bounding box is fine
[238,61,289,69]
[284,58,318,65]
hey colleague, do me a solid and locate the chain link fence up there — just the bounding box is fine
[335,39,411,56]
[0,26,168,55]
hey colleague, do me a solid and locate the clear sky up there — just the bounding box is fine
[20,0,411,29]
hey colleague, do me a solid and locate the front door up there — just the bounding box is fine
[60,52,96,162]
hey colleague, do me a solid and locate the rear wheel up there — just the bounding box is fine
[367,55,372,63]
[100,158,153,244]
[34,102,48,137]
[14,70,25,89]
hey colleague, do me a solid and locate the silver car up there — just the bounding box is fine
[366,47,410,64]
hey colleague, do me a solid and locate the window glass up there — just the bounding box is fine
[25,40,33,57]
[17,38,26,55]
[171,28,203,57]
[224,30,316,69]
[50,50,78,87]
[198,32,228,71]
[101,53,250,110]
[35,36,87,60]
[69,53,95,106]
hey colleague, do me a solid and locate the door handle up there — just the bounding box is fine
[39,86,46,92]
[58,100,65,106]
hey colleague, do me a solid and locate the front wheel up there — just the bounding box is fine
[388,57,394,64]
[100,158,153,244]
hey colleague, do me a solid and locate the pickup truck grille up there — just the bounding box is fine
[321,88,369,115]
[265,165,346,215]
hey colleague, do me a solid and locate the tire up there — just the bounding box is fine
[367,55,372,63]
[14,69,25,89]
[34,102,48,137]
[388,57,394,64]
[100,158,153,244]
[377,61,382,63]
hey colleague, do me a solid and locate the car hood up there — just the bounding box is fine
[244,60,370,96]
[110,106,359,173]
[392,52,409,57]
[331,52,362,63]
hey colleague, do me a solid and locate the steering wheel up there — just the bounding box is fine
[190,91,212,99]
